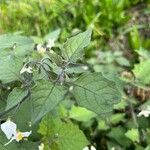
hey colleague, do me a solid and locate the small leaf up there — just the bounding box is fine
[110,113,125,125]
[108,127,131,147]
[98,120,109,130]
[31,80,65,123]
[0,55,22,83]
[62,29,92,62]
[44,29,61,42]
[125,128,139,142]
[5,87,28,111]
[73,73,121,115]
[69,106,97,122]
[116,57,130,67]
[133,59,150,84]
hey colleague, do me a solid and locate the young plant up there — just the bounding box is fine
[0,29,121,149]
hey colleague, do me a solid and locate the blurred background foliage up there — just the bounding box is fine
[0,0,150,149]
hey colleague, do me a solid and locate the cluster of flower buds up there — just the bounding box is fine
[35,38,55,55]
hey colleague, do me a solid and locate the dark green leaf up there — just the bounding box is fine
[31,80,65,123]
[0,55,22,83]
[62,29,92,62]
[73,73,121,115]
[6,87,28,111]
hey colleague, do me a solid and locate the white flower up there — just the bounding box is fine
[1,120,16,140]
[37,44,46,54]
[20,65,33,74]
[1,120,32,146]
[38,143,44,150]
[82,66,88,70]
[83,145,96,150]
[69,86,74,91]
[46,38,55,49]
[137,106,150,117]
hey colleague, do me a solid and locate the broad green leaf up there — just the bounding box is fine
[69,106,97,122]
[0,43,34,58]
[38,115,88,150]
[0,34,33,50]
[9,99,32,130]
[31,80,65,123]
[62,29,92,62]
[6,87,28,111]
[133,59,150,84]
[44,29,61,42]
[38,114,62,137]
[73,73,121,115]
[0,55,23,83]
[125,128,139,142]
[14,44,34,57]
[0,34,34,57]
[54,122,88,150]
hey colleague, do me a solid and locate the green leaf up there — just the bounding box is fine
[0,34,33,50]
[114,100,127,110]
[133,59,150,84]
[5,87,28,111]
[44,29,61,42]
[98,120,109,130]
[9,99,32,130]
[116,57,130,67]
[66,65,88,74]
[62,29,92,62]
[73,73,121,115]
[38,115,89,150]
[14,44,34,57]
[47,52,63,67]
[0,55,22,83]
[54,122,88,150]
[125,128,139,142]
[107,126,131,147]
[69,106,97,122]
[110,113,125,125]
[31,80,65,123]
[129,26,141,50]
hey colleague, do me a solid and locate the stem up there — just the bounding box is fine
[127,99,139,128]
